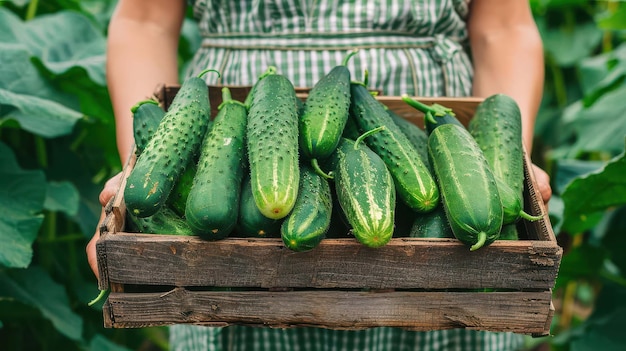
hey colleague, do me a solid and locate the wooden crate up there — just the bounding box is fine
[96,86,562,336]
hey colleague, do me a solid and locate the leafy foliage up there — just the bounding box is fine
[0,0,625,350]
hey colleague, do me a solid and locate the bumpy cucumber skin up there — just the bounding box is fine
[246,73,300,219]
[281,164,333,252]
[409,205,455,239]
[469,94,524,198]
[124,77,211,218]
[428,124,504,251]
[468,94,541,224]
[495,176,526,225]
[185,94,248,239]
[126,207,194,236]
[333,138,396,248]
[387,108,431,170]
[236,176,283,238]
[299,65,351,160]
[132,100,165,155]
[350,83,439,213]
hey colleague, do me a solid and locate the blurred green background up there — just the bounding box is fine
[0,0,625,350]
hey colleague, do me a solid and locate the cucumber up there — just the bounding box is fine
[281,164,333,252]
[235,175,283,238]
[332,136,396,248]
[299,50,357,176]
[409,205,455,239]
[401,94,464,135]
[126,207,194,236]
[499,223,520,240]
[131,99,165,155]
[386,108,430,169]
[166,162,196,217]
[129,98,201,218]
[246,67,300,219]
[468,93,542,223]
[124,69,216,217]
[185,87,248,239]
[428,123,504,251]
[350,82,439,213]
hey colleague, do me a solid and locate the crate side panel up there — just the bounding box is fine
[100,235,561,290]
[105,289,553,335]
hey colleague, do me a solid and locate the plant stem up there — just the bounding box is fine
[35,136,48,168]
[25,0,39,20]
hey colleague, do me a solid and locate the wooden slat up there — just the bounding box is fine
[99,235,561,290]
[104,288,554,336]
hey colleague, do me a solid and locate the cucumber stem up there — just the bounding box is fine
[130,99,159,114]
[311,158,334,179]
[401,94,455,125]
[222,86,232,102]
[470,232,487,251]
[88,289,108,306]
[218,87,247,110]
[342,49,359,66]
[197,68,221,79]
[519,210,544,222]
[354,126,385,149]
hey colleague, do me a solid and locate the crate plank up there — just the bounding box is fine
[104,288,553,336]
[99,235,560,290]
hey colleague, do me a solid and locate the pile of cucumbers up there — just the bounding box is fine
[123,54,542,252]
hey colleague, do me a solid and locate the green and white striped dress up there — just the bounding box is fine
[173,0,525,350]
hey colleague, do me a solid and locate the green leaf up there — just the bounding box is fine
[543,22,603,67]
[0,88,84,138]
[567,283,626,351]
[0,44,83,138]
[0,266,83,341]
[578,43,626,98]
[555,244,607,290]
[44,181,80,216]
[599,206,626,275]
[566,87,626,157]
[89,334,133,351]
[0,8,107,86]
[561,140,626,234]
[597,3,626,31]
[0,142,45,268]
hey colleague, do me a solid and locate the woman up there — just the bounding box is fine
[88,0,551,349]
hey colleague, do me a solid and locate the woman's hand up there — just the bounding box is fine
[86,172,124,280]
[531,163,552,206]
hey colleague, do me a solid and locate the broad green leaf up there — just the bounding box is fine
[44,181,80,216]
[0,8,107,86]
[561,141,626,234]
[0,44,83,137]
[566,87,626,156]
[543,22,603,67]
[0,266,83,341]
[0,88,84,138]
[578,44,626,97]
[554,244,607,290]
[0,142,45,268]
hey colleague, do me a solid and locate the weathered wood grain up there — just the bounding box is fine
[99,235,561,290]
[104,288,554,336]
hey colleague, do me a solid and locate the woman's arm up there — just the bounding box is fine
[87,0,187,279]
[107,0,187,165]
[467,0,544,152]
